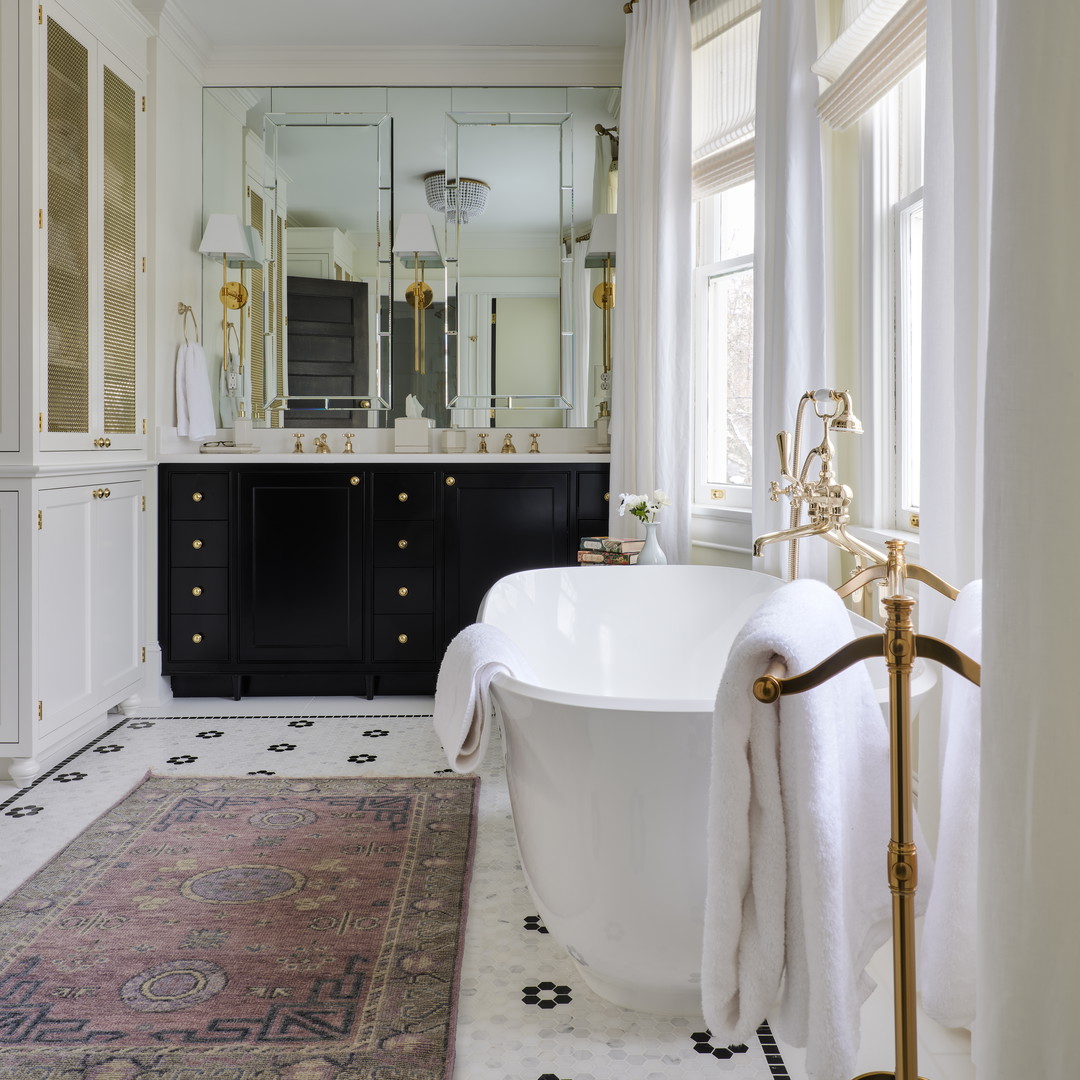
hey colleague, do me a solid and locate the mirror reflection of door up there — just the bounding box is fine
[391,300,450,428]
[284,276,369,428]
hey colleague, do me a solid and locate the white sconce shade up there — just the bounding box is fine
[198,213,254,261]
[585,213,617,267]
[227,226,263,269]
[392,213,443,268]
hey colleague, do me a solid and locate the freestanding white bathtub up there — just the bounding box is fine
[478,564,934,1016]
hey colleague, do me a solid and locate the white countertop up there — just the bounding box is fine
[159,451,610,464]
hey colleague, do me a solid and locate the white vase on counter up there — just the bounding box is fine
[637,522,667,565]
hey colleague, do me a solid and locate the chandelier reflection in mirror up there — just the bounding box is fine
[424,171,491,224]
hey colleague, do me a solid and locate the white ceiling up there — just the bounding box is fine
[169,0,627,51]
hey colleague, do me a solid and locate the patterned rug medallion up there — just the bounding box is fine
[0,773,479,1080]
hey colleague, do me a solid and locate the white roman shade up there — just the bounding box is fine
[813,0,927,130]
[691,0,761,198]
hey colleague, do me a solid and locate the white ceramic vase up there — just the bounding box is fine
[637,522,667,565]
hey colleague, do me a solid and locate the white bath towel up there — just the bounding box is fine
[919,579,982,1031]
[434,623,536,773]
[702,579,931,1080]
[176,342,217,440]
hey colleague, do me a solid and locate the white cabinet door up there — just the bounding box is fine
[36,474,145,743]
[37,484,95,738]
[92,478,143,700]
[0,492,21,746]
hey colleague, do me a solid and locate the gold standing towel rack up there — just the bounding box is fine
[753,539,980,1080]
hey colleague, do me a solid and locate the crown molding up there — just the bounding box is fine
[154,1,210,83]
[198,45,622,89]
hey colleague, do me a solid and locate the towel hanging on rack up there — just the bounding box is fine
[176,341,216,440]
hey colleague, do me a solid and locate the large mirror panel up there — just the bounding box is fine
[202,86,619,428]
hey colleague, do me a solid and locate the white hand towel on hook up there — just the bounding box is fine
[702,578,932,1080]
[176,342,217,440]
[919,578,982,1031]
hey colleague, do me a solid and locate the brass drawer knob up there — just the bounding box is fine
[604,491,610,501]
[445,476,456,486]
[102,488,110,498]
[192,539,204,550]
[93,437,111,448]
[397,538,408,549]
[192,491,203,502]
[350,476,360,486]
[191,633,203,644]
[191,586,203,597]
[398,586,409,597]
[397,633,409,644]
[398,492,409,502]
[92,489,103,499]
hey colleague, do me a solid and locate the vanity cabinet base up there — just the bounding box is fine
[159,462,608,699]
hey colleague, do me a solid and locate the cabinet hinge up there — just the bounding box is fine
[37,509,42,530]
[141,646,146,663]
[141,495,146,511]
[141,256,146,272]
[38,5,43,25]
[491,312,497,325]
[38,701,43,722]
[142,418,147,435]
[38,411,43,432]
[37,208,43,229]
[142,95,147,113]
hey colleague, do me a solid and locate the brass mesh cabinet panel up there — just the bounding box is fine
[102,66,137,435]
[46,17,89,435]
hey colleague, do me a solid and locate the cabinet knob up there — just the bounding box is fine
[192,539,204,550]
[397,633,409,644]
[92,489,103,499]
[445,476,456,486]
[102,488,110,498]
[191,586,203,597]
[397,538,408,549]
[192,491,203,502]
[398,491,409,502]
[191,633,203,644]
[604,491,610,501]
[398,586,409,597]
[350,476,360,486]
[93,437,111,448]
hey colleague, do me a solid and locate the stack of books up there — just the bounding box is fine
[576,536,645,565]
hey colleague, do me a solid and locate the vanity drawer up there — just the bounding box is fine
[171,568,229,614]
[371,614,435,662]
[373,521,434,567]
[170,473,230,520]
[170,521,229,567]
[372,473,435,520]
[169,614,229,661]
[373,569,434,614]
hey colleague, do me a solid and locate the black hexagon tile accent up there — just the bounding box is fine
[523,914,549,934]
[521,981,572,1009]
[690,1029,749,1059]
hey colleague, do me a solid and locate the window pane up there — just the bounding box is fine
[720,180,754,260]
[706,266,753,486]
[898,200,922,514]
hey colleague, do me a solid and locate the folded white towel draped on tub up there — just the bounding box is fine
[434,623,537,773]
[919,578,982,1030]
[702,578,932,1080]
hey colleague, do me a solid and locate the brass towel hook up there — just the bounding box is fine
[178,302,199,345]
[624,0,638,12]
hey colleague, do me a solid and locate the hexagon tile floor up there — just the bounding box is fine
[0,697,975,1080]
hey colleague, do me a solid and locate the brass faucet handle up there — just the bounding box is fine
[342,433,355,454]
[477,433,489,454]
[292,433,306,453]
[529,433,540,454]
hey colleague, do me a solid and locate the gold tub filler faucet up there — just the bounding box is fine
[753,389,886,580]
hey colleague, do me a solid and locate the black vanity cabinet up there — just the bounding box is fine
[159,460,609,698]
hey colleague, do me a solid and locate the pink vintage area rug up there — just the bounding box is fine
[0,773,479,1080]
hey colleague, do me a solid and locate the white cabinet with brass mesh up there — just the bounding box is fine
[39,2,146,453]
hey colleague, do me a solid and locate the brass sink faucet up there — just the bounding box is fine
[313,433,331,454]
[501,433,516,454]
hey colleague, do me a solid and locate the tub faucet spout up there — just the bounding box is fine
[752,519,831,559]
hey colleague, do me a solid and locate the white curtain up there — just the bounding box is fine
[609,0,693,562]
[750,0,828,581]
[978,2,1080,1075]
[913,0,994,865]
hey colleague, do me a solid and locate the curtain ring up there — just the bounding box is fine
[624,0,638,12]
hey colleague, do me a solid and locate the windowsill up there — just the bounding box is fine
[691,501,751,523]
[848,523,920,561]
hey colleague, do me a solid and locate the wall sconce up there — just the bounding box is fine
[198,213,259,377]
[392,213,443,375]
[585,213,617,376]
